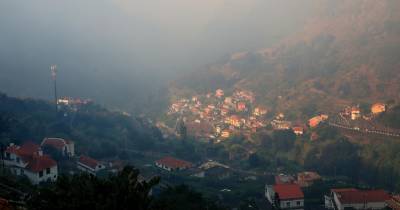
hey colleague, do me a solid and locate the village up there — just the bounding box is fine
[164,88,397,143]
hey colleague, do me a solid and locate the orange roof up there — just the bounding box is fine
[333,189,390,204]
[26,155,57,172]
[337,190,390,204]
[155,156,192,169]
[6,142,40,156]
[292,127,304,132]
[79,155,99,169]
[273,184,304,200]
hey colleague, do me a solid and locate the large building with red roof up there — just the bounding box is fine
[155,156,192,172]
[3,142,58,184]
[325,188,390,210]
[41,137,75,157]
[265,183,304,210]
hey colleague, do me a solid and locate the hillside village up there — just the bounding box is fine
[163,88,398,143]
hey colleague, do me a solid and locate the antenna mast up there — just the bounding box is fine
[51,65,58,112]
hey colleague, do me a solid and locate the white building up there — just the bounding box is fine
[41,137,75,157]
[265,184,304,210]
[77,155,105,175]
[325,188,390,210]
[3,142,58,184]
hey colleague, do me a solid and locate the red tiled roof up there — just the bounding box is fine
[155,156,192,169]
[292,127,304,132]
[79,155,99,169]
[26,155,57,172]
[41,138,67,150]
[6,142,40,156]
[334,189,390,204]
[273,184,304,200]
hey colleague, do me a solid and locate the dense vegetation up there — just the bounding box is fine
[0,93,162,159]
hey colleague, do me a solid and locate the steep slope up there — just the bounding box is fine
[172,0,400,116]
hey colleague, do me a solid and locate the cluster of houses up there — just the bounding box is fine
[1,138,115,185]
[265,173,398,210]
[345,103,386,121]
[168,89,280,141]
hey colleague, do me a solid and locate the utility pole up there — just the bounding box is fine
[51,65,58,113]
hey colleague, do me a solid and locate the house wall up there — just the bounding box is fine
[265,185,274,204]
[67,143,75,157]
[24,165,58,185]
[340,202,387,210]
[279,199,304,210]
[3,153,27,168]
[334,192,387,210]
[155,162,172,171]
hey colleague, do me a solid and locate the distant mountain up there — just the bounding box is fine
[172,0,400,117]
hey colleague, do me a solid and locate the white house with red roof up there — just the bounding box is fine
[3,142,58,184]
[41,137,75,157]
[266,183,304,210]
[325,188,390,210]
[155,156,192,172]
[77,155,105,175]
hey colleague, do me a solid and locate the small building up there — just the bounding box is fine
[3,142,58,184]
[292,127,304,135]
[371,103,386,114]
[236,102,247,112]
[215,89,224,98]
[41,137,75,157]
[193,166,231,180]
[309,116,322,128]
[77,155,105,175]
[253,106,268,116]
[296,171,321,187]
[266,184,304,210]
[325,188,390,210]
[229,115,242,127]
[351,107,361,120]
[224,97,233,105]
[221,130,230,138]
[155,156,192,172]
[309,115,328,128]
[220,108,229,116]
[271,120,291,130]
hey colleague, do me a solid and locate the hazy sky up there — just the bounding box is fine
[0,0,315,110]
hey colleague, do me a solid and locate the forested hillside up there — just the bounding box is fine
[0,93,162,159]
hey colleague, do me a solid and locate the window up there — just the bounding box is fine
[297,201,301,206]
[286,202,290,207]
[16,157,20,163]
[46,168,51,174]
[6,152,10,159]
[39,171,43,178]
